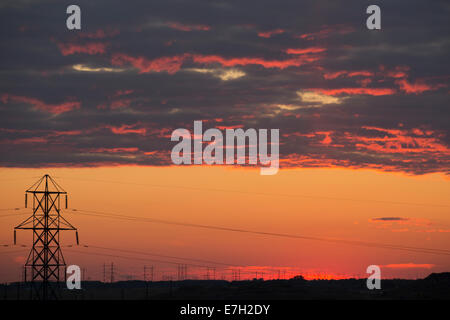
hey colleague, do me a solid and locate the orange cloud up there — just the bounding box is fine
[416,229,450,233]
[369,217,435,233]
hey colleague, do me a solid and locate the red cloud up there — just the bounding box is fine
[1,94,80,114]
[280,154,353,169]
[110,99,132,109]
[111,53,189,74]
[57,42,106,56]
[396,79,443,94]
[320,65,445,95]
[285,47,326,55]
[50,130,83,137]
[323,71,347,80]
[280,124,449,174]
[114,89,134,97]
[316,131,333,145]
[379,65,410,79]
[166,22,210,31]
[312,87,396,96]
[347,71,373,77]
[5,137,48,144]
[296,24,354,40]
[106,124,147,135]
[77,28,120,39]
[90,147,139,153]
[323,70,373,79]
[348,126,450,155]
[258,29,285,38]
[110,52,321,73]
[192,54,319,69]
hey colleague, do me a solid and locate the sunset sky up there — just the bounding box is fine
[0,0,449,282]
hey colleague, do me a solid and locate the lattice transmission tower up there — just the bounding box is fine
[14,174,78,300]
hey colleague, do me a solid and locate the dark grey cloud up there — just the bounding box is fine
[0,0,449,173]
[371,217,409,222]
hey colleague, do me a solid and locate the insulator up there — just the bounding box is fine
[25,194,27,208]
[76,231,79,245]
[65,195,68,209]
[14,230,16,245]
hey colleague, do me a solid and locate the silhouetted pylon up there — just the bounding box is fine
[14,174,78,300]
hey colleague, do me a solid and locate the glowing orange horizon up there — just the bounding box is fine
[0,166,449,283]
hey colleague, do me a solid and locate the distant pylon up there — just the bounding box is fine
[110,262,114,283]
[82,267,87,282]
[14,174,78,300]
[177,264,187,281]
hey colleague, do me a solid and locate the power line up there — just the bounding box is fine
[65,248,224,269]
[60,177,450,208]
[84,245,239,267]
[69,208,450,256]
[64,249,267,281]
[0,244,27,248]
[0,177,37,183]
[0,249,29,255]
[0,208,29,219]
[73,208,450,255]
[0,213,29,219]
[110,262,114,283]
[64,244,333,279]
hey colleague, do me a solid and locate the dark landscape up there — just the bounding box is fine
[1,273,449,300]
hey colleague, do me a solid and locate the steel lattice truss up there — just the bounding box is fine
[15,175,78,300]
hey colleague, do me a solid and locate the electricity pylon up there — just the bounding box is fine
[14,174,78,300]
